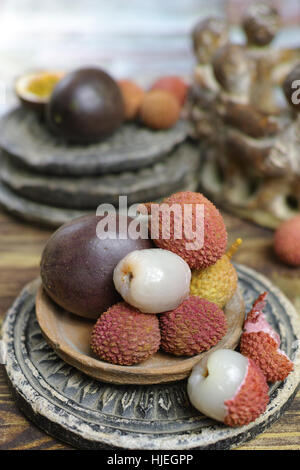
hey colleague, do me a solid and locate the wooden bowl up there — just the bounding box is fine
[35,284,245,385]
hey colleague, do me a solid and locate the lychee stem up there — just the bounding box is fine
[226,238,242,260]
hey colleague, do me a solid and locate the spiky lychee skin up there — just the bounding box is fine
[147,191,228,269]
[150,76,189,106]
[188,349,269,426]
[190,255,237,308]
[190,259,237,308]
[90,302,161,366]
[239,292,293,382]
[274,216,300,266]
[159,296,227,356]
[139,90,180,130]
[240,331,293,383]
[190,239,241,307]
[224,358,269,427]
[118,79,145,120]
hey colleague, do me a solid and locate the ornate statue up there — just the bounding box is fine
[190,3,300,228]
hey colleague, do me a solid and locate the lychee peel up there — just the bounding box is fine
[147,191,228,269]
[118,79,144,121]
[274,216,300,266]
[224,358,269,427]
[90,302,161,366]
[139,90,180,130]
[240,292,293,382]
[187,349,269,427]
[190,238,242,308]
[150,76,188,106]
[240,331,293,383]
[159,296,227,356]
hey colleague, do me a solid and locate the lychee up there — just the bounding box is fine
[190,238,242,308]
[159,296,227,356]
[144,191,228,269]
[150,76,189,106]
[239,292,293,382]
[139,90,181,130]
[274,216,300,266]
[90,302,161,366]
[118,79,145,120]
[187,349,269,427]
[113,248,191,314]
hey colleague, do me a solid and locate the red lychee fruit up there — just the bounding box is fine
[118,79,145,120]
[159,296,227,356]
[224,357,269,427]
[150,76,189,106]
[188,349,269,427]
[90,302,161,366]
[139,90,181,130]
[240,292,293,382]
[143,191,228,269]
[274,216,300,266]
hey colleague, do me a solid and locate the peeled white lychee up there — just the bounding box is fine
[113,248,191,313]
[187,349,269,427]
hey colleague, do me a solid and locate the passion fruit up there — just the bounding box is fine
[40,214,153,319]
[15,70,65,113]
[45,67,124,143]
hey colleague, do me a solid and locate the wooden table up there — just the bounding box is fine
[0,207,299,450]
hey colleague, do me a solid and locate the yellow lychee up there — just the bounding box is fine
[190,238,242,308]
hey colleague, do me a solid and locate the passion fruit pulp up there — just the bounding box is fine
[15,70,64,113]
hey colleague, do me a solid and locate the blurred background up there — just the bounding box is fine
[0,0,299,113]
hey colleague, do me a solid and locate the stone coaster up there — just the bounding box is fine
[0,176,199,228]
[0,107,190,176]
[0,181,92,228]
[1,264,300,450]
[0,142,200,210]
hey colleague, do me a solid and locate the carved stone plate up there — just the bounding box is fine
[0,107,189,176]
[0,142,200,210]
[35,285,244,385]
[1,264,300,450]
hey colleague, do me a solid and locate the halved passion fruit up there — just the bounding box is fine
[15,70,65,113]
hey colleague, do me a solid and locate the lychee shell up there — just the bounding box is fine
[159,296,227,356]
[90,302,161,366]
[118,79,144,120]
[139,90,180,130]
[240,331,293,383]
[150,76,188,106]
[149,191,228,269]
[224,358,269,427]
[240,291,293,383]
[190,255,238,308]
[274,216,300,266]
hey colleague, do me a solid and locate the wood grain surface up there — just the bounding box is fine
[0,207,299,450]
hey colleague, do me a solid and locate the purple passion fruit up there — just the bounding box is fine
[45,67,124,142]
[40,214,153,319]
